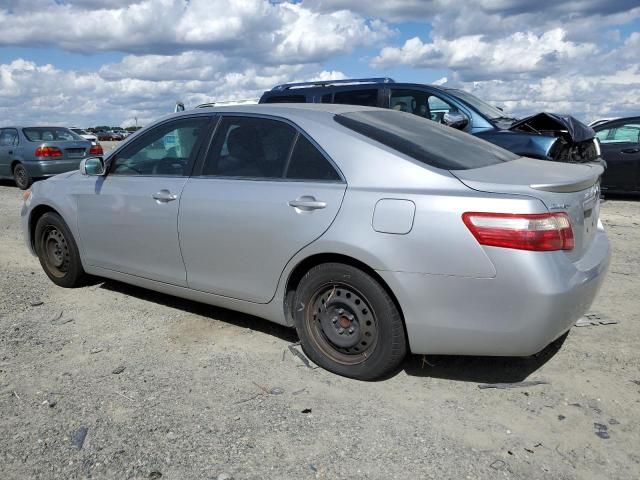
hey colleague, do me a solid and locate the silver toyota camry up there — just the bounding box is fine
[21,104,610,380]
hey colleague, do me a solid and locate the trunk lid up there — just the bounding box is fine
[451,158,603,261]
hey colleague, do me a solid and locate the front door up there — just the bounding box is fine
[596,120,640,192]
[179,115,346,303]
[77,116,211,285]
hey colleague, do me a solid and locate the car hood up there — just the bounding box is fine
[508,112,595,143]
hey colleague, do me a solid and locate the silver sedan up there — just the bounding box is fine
[21,104,610,380]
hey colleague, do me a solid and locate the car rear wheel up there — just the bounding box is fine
[35,212,87,288]
[293,263,407,380]
[13,163,32,190]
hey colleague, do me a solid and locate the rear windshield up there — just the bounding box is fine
[334,110,518,170]
[23,127,84,142]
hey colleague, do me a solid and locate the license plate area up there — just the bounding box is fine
[65,148,86,158]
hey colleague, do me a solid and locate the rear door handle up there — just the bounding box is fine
[288,196,327,211]
[152,190,178,202]
[620,148,640,154]
[8,151,13,155]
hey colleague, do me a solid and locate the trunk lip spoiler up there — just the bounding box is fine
[530,164,604,193]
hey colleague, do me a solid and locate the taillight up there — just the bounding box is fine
[462,212,574,251]
[35,146,63,158]
[89,144,103,156]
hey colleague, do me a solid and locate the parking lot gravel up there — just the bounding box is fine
[1,181,639,479]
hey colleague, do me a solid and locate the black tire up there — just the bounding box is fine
[293,263,406,380]
[13,163,32,190]
[34,212,87,288]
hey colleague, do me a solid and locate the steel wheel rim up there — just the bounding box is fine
[15,166,27,188]
[306,282,379,366]
[41,226,70,278]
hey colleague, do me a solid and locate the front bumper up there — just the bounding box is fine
[378,227,610,356]
[24,159,82,178]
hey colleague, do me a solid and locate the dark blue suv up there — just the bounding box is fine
[259,78,599,164]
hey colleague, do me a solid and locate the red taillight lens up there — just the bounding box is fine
[462,212,574,251]
[89,144,103,156]
[34,146,63,158]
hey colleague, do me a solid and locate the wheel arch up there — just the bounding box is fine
[28,204,60,251]
[283,253,406,331]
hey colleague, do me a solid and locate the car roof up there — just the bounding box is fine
[593,116,640,129]
[158,103,387,126]
[262,82,451,95]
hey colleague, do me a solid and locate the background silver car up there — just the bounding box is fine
[0,126,98,189]
[21,104,610,380]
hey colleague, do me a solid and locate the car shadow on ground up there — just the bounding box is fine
[98,279,299,343]
[401,333,567,384]
[98,278,565,384]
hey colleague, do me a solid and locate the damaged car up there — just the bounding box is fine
[259,78,601,164]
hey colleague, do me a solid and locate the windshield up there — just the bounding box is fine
[448,89,513,121]
[334,110,518,170]
[23,127,85,142]
[71,128,88,135]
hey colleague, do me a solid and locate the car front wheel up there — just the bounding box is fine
[34,212,87,288]
[293,263,407,380]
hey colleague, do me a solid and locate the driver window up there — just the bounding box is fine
[110,117,208,176]
[390,89,430,118]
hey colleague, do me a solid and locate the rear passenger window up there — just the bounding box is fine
[263,95,306,104]
[0,129,18,146]
[286,135,341,182]
[333,89,378,107]
[202,116,297,178]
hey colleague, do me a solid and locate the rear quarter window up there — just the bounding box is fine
[334,110,518,170]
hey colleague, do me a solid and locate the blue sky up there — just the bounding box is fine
[0,1,639,127]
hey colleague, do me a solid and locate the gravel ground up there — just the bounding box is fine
[0,182,639,479]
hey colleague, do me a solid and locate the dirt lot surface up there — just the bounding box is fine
[1,182,638,479]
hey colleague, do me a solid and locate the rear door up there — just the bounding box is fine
[77,115,211,285]
[0,129,18,177]
[179,114,346,303]
[596,120,640,192]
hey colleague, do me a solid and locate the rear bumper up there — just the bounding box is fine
[24,159,82,178]
[378,227,610,356]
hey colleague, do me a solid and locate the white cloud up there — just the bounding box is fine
[0,0,390,63]
[372,29,599,80]
[0,0,638,127]
[0,57,346,128]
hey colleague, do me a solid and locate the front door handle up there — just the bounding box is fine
[288,196,327,211]
[620,148,640,154]
[152,190,178,202]
[8,150,13,155]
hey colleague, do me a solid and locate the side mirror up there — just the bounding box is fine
[443,111,469,130]
[80,157,105,176]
